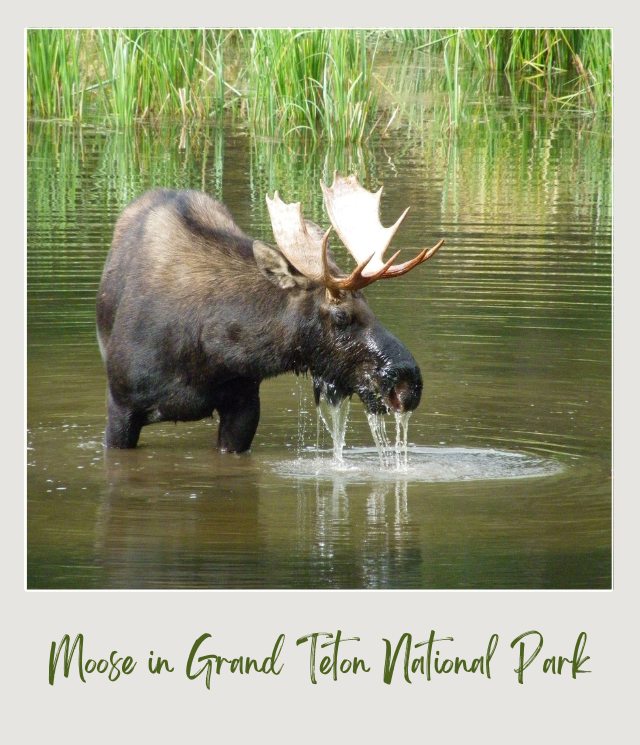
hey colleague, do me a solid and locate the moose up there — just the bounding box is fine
[96,174,444,452]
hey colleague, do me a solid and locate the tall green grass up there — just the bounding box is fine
[27,28,382,139]
[246,30,377,143]
[409,29,611,116]
[27,29,232,124]
[27,29,612,137]
[27,30,84,120]
[95,29,230,122]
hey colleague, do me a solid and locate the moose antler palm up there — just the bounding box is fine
[266,174,444,294]
[265,192,331,282]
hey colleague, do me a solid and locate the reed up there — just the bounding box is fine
[95,29,231,123]
[246,29,377,143]
[28,29,232,125]
[27,30,84,120]
[26,29,611,133]
[424,29,611,114]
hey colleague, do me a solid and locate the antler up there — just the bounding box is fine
[265,192,330,281]
[321,173,444,290]
[265,191,377,293]
[265,179,444,296]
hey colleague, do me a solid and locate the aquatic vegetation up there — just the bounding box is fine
[246,29,377,143]
[386,28,611,113]
[27,29,84,120]
[27,29,232,123]
[95,29,230,123]
[26,29,611,137]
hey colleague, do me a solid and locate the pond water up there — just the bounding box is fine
[27,71,611,589]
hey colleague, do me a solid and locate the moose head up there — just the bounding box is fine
[261,173,444,416]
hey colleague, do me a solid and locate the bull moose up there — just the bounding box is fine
[96,174,444,452]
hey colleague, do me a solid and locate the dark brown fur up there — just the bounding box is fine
[97,189,422,452]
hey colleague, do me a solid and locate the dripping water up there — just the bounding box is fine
[313,378,352,465]
[295,376,312,456]
[312,378,413,471]
[366,410,412,471]
[394,411,412,470]
[366,412,392,468]
[317,395,351,464]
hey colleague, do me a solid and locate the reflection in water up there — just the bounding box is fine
[92,449,265,589]
[27,416,610,589]
[313,477,411,589]
[27,58,611,589]
[265,468,417,589]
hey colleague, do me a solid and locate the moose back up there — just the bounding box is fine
[96,176,443,452]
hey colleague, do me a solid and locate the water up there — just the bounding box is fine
[317,395,351,464]
[27,68,611,589]
[366,413,392,468]
[364,411,412,470]
[273,446,562,483]
[394,412,411,470]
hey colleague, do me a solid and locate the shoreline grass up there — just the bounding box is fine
[27,29,612,142]
[421,29,611,114]
[247,30,376,143]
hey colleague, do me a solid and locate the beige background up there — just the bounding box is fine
[9,4,634,742]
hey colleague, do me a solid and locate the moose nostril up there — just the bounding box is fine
[388,388,402,412]
[388,380,413,412]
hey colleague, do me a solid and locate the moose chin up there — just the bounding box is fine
[96,174,444,453]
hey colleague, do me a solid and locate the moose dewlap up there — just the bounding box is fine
[96,175,444,452]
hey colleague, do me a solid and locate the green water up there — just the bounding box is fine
[27,78,611,588]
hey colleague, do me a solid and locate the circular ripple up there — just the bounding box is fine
[273,446,564,483]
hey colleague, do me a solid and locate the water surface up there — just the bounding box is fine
[27,77,611,589]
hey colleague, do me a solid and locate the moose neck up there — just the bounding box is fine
[241,277,327,380]
[205,268,320,381]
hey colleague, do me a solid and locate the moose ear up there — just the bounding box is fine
[252,241,312,290]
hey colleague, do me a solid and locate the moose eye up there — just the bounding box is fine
[331,307,351,329]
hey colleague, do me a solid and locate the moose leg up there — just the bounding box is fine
[216,379,260,453]
[105,389,144,449]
